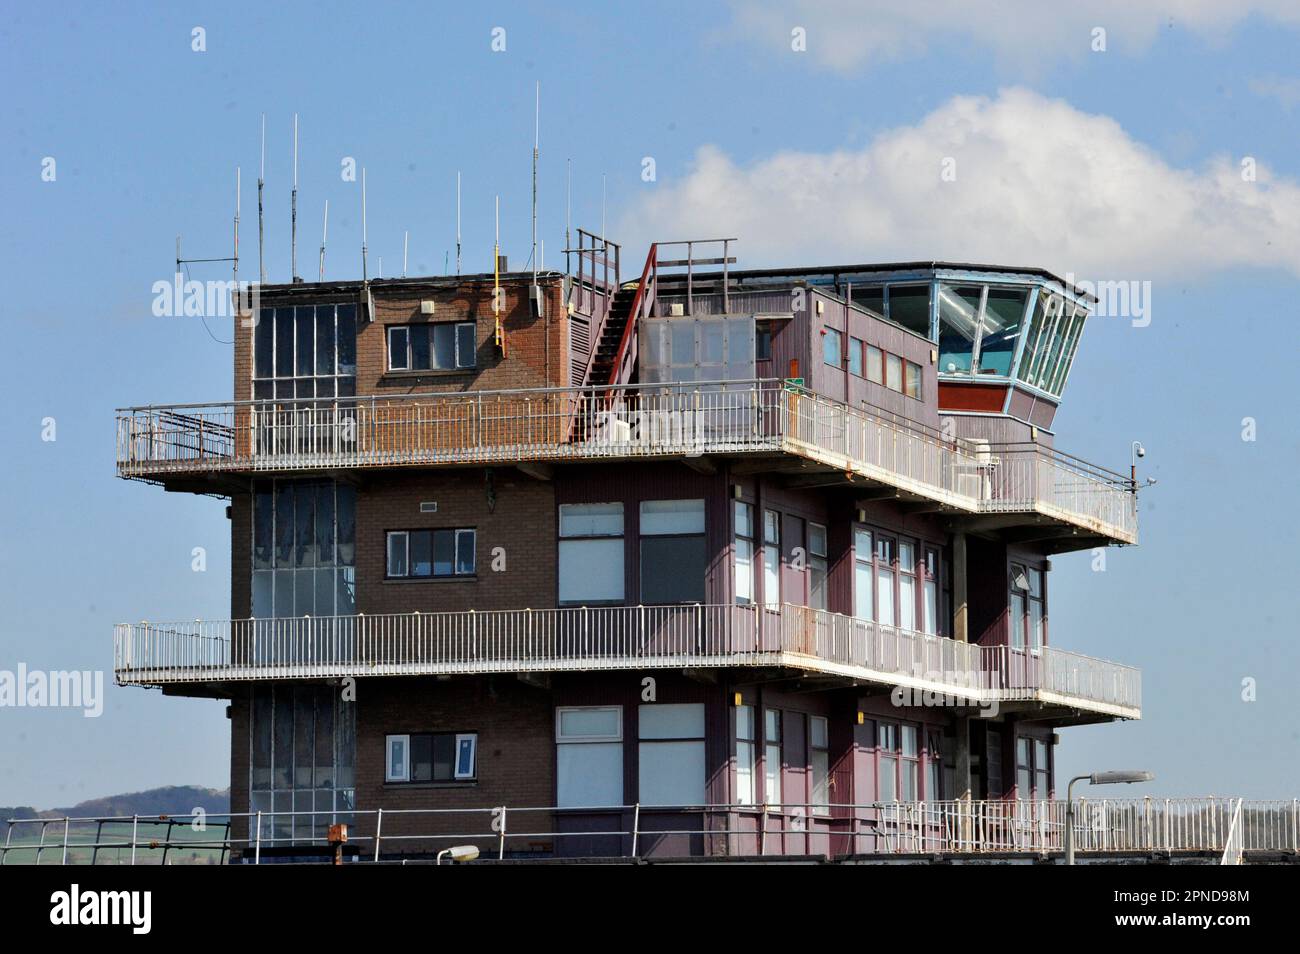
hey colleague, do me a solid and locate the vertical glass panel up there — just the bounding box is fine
[559,538,624,603]
[559,502,624,537]
[295,378,314,399]
[335,568,356,616]
[1030,599,1044,651]
[866,346,883,384]
[671,322,694,364]
[295,483,315,568]
[254,309,274,378]
[432,734,454,781]
[852,285,884,316]
[409,530,432,577]
[736,740,755,805]
[294,569,314,616]
[274,484,294,568]
[273,690,293,790]
[273,569,294,618]
[253,489,273,569]
[876,567,895,625]
[899,575,915,631]
[734,537,754,604]
[878,756,897,801]
[314,305,335,375]
[924,580,938,635]
[456,529,476,574]
[410,734,433,782]
[294,687,314,788]
[295,307,315,376]
[640,498,705,535]
[1010,591,1026,649]
[336,485,356,565]
[433,324,456,369]
[886,285,932,336]
[315,484,335,566]
[410,324,431,369]
[433,529,455,576]
[1049,307,1086,395]
[387,326,409,370]
[314,568,335,618]
[976,287,1028,376]
[252,570,273,619]
[823,328,842,367]
[937,284,982,374]
[855,559,873,620]
[848,338,863,376]
[456,322,476,368]
[1017,291,1051,385]
[886,353,903,392]
[387,532,408,577]
[905,362,922,399]
[252,687,272,789]
[734,501,753,538]
[336,304,357,375]
[274,308,295,377]
[702,322,724,363]
[763,544,780,607]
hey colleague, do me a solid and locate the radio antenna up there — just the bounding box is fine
[234,166,240,288]
[455,171,462,275]
[291,113,299,281]
[318,199,328,281]
[361,167,369,282]
[565,158,571,278]
[532,81,539,286]
[257,114,266,284]
[403,230,409,278]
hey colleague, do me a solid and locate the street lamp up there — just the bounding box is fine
[1065,770,1154,865]
[436,844,480,865]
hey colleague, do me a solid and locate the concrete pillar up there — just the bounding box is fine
[952,530,968,643]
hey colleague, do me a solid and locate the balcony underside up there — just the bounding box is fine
[114,605,1141,722]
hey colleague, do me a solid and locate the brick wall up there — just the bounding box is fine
[355,469,556,615]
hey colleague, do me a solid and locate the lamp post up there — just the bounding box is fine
[1130,441,1145,492]
[1065,770,1154,865]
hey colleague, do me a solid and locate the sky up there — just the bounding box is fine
[1,1,1298,806]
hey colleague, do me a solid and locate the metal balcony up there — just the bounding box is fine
[113,602,1140,720]
[115,381,1138,544]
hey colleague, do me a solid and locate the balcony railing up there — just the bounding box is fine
[115,381,1137,543]
[9,798,1295,864]
[113,603,1140,717]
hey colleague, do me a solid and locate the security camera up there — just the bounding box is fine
[1134,443,1145,458]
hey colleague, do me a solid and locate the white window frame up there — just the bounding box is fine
[385,734,410,782]
[454,733,477,780]
[555,706,623,743]
[387,322,476,372]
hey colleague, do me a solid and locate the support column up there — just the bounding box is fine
[952,530,968,643]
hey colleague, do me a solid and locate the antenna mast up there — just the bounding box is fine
[456,171,462,275]
[291,113,299,281]
[234,166,240,288]
[318,199,328,281]
[257,114,266,284]
[403,230,409,278]
[532,81,538,286]
[565,158,571,278]
[361,167,369,282]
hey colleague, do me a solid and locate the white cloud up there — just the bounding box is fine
[617,88,1300,280]
[728,1,1300,73]
[1249,75,1300,110]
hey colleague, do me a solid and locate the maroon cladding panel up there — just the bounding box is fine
[937,381,1008,412]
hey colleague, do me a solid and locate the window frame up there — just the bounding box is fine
[385,528,476,580]
[385,731,478,784]
[638,498,707,605]
[558,502,626,606]
[386,321,477,372]
[734,501,756,606]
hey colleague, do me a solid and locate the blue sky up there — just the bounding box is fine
[1,2,1298,806]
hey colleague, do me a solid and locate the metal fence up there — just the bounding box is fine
[113,602,1140,714]
[116,380,1137,542]
[6,798,1294,864]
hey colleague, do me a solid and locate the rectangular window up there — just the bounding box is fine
[854,528,873,620]
[810,715,830,816]
[899,541,916,632]
[823,328,843,368]
[640,499,706,604]
[764,709,782,806]
[387,322,477,371]
[559,503,625,604]
[866,345,883,384]
[556,706,623,808]
[905,361,922,399]
[762,509,781,608]
[386,529,475,579]
[885,353,903,392]
[886,284,933,337]
[1010,563,1045,651]
[639,703,706,806]
[876,536,896,626]
[734,501,755,605]
[923,548,940,635]
[808,522,828,611]
[877,722,898,801]
[736,704,756,806]
[847,337,863,376]
[755,321,772,361]
[1017,738,1033,798]
[900,724,920,801]
[386,732,477,783]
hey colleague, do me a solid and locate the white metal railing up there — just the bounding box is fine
[113,603,1139,714]
[7,798,1294,864]
[115,380,1137,542]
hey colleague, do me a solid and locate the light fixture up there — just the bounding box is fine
[1065,770,1154,864]
[436,845,481,865]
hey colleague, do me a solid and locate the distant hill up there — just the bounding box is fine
[2,785,229,821]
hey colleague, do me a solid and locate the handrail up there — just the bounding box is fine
[112,602,1141,713]
[10,797,1294,864]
